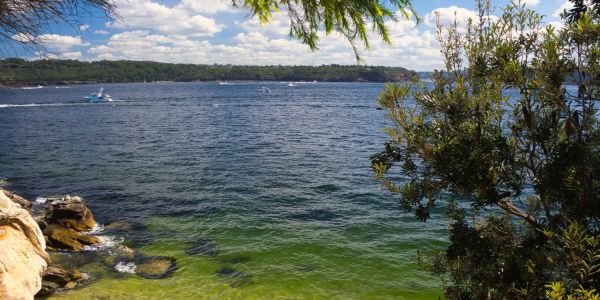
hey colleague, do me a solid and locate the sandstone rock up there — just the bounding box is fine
[115,245,136,260]
[104,220,133,231]
[134,256,177,279]
[37,266,83,296]
[45,195,96,232]
[1,189,32,210]
[34,216,48,231]
[44,224,100,251]
[0,190,49,299]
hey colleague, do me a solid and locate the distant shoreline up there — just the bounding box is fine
[0,79,409,89]
[0,58,421,88]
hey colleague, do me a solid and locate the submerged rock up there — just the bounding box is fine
[49,251,101,271]
[37,266,84,296]
[44,224,100,251]
[102,249,178,280]
[215,266,243,277]
[103,220,155,247]
[215,266,253,288]
[185,237,219,257]
[114,244,136,260]
[45,195,96,232]
[104,220,145,232]
[134,256,177,279]
[0,190,49,299]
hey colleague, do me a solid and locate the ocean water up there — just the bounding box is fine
[0,82,447,299]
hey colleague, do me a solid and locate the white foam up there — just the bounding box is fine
[114,262,137,274]
[34,197,47,204]
[0,103,86,109]
[81,272,91,281]
[88,224,105,234]
[83,235,124,251]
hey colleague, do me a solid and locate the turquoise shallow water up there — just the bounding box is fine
[0,82,447,299]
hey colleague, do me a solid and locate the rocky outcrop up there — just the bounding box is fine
[1,189,32,211]
[37,266,84,296]
[45,195,96,231]
[44,224,100,251]
[1,189,176,298]
[0,190,49,299]
[43,195,100,251]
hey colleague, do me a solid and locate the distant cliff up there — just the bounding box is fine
[0,59,417,86]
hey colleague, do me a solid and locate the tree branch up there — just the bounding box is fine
[497,197,543,231]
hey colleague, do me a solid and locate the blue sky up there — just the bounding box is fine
[9,0,573,71]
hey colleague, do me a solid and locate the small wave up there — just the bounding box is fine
[114,262,137,274]
[81,272,91,281]
[0,101,128,109]
[34,197,47,204]
[313,184,341,192]
[83,235,124,251]
[0,103,77,109]
[88,224,105,234]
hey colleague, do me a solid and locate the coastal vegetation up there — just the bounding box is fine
[5,0,600,298]
[372,0,600,298]
[0,59,416,85]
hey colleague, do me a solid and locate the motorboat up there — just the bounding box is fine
[288,82,296,87]
[258,86,272,93]
[84,88,113,102]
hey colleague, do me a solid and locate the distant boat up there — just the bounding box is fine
[84,88,113,102]
[288,82,296,87]
[55,86,71,89]
[218,81,231,85]
[258,87,271,93]
[21,85,43,90]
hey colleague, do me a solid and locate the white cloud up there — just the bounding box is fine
[175,0,237,15]
[94,30,109,35]
[80,24,90,31]
[522,0,540,6]
[87,10,443,71]
[52,51,85,60]
[107,0,224,36]
[13,34,89,51]
[238,12,291,37]
[10,33,33,43]
[77,4,452,70]
[424,6,480,28]
[39,34,89,51]
[554,0,574,17]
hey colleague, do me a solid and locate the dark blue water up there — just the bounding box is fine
[0,82,446,299]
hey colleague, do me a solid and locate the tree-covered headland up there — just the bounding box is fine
[372,0,600,298]
[0,59,416,86]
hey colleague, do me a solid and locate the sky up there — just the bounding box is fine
[8,0,575,71]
